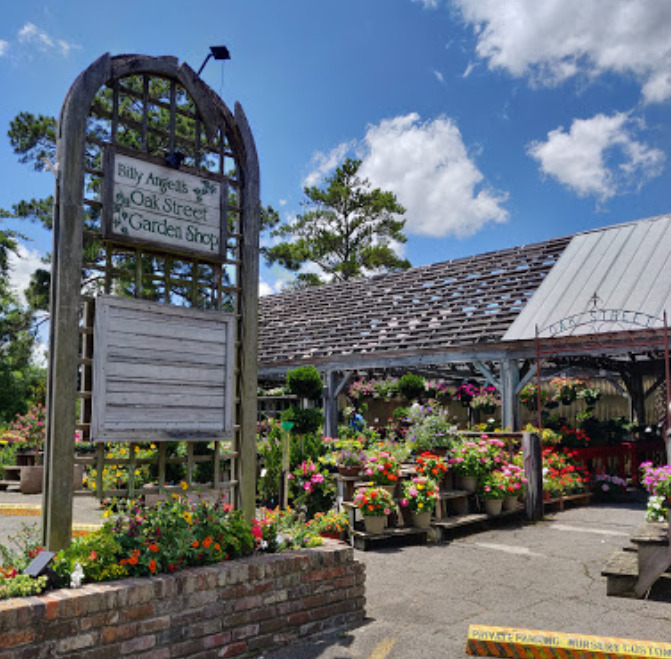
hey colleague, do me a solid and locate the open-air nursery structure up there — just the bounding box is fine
[257,213,671,536]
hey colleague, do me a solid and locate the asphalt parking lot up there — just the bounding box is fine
[1,494,669,658]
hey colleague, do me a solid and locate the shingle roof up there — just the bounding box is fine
[258,235,570,370]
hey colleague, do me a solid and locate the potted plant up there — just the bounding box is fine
[519,384,548,411]
[640,462,671,521]
[470,389,500,414]
[497,461,527,510]
[479,470,508,516]
[363,451,400,495]
[308,509,349,540]
[289,459,335,519]
[400,476,439,528]
[335,442,366,477]
[405,405,456,456]
[449,435,506,493]
[415,451,451,489]
[353,485,395,534]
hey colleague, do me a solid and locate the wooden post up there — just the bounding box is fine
[522,431,543,521]
[324,371,338,439]
[43,54,112,550]
[500,358,520,431]
[234,101,261,522]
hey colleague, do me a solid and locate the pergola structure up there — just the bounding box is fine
[258,214,671,439]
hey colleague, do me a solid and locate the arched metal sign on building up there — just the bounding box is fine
[44,54,260,549]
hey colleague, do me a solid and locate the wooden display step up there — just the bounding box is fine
[543,492,592,512]
[602,548,671,598]
[0,480,21,492]
[433,505,525,541]
[350,526,428,551]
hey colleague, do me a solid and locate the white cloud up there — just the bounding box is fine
[451,0,671,103]
[433,69,445,84]
[0,40,9,56]
[358,113,509,238]
[303,141,355,188]
[16,22,75,57]
[412,0,442,8]
[527,112,665,202]
[7,243,46,304]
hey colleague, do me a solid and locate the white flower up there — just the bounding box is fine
[70,562,85,589]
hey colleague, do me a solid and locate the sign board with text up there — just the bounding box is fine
[102,149,226,261]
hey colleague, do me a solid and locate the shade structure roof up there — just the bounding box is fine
[504,214,671,341]
[258,235,570,374]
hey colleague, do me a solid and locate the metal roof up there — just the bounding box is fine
[504,214,671,341]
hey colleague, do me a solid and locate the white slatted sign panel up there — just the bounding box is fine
[92,295,235,442]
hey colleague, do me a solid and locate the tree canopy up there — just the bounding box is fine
[265,158,410,287]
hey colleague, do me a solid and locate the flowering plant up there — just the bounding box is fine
[406,404,456,452]
[497,462,527,495]
[308,509,349,537]
[470,390,501,412]
[363,451,400,486]
[549,376,586,404]
[400,476,439,513]
[519,384,548,409]
[335,443,366,467]
[290,459,335,518]
[415,452,449,479]
[640,462,671,499]
[253,507,322,552]
[592,473,627,498]
[449,435,506,478]
[2,406,46,452]
[479,470,509,499]
[353,485,395,517]
[542,448,589,496]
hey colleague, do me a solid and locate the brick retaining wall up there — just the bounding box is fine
[0,540,365,658]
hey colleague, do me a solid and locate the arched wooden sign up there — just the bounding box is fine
[44,54,260,549]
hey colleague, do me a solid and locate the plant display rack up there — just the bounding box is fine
[542,492,592,512]
[0,450,42,494]
[338,472,526,550]
[602,518,671,598]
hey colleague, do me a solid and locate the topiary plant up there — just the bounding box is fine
[286,366,324,401]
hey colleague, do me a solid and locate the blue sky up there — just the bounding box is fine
[2,0,671,298]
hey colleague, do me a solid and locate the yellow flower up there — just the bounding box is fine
[180,481,188,491]
[182,511,193,525]
[103,509,112,518]
[417,502,424,509]
[171,493,179,500]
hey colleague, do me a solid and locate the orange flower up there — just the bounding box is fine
[192,540,200,548]
[202,536,213,549]
[148,543,159,553]
[128,554,138,566]
[149,560,157,573]
[214,543,221,551]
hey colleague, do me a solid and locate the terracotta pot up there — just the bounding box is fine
[337,465,361,477]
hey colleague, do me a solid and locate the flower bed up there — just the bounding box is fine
[0,540,365,658]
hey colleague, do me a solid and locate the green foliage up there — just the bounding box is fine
[397,373,426,402]
[0,573,48,600]
[7,112,57,172]
[280,407,323,435]
[265,158,410,285]
[286,365,323,400]
[290,459,335,518]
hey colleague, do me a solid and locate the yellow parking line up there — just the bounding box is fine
[369,637,396,659]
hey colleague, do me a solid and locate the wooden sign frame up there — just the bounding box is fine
[91,296,235,442]
[101,146,228,262]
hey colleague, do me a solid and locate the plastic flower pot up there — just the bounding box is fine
[484,498,503,516]
[363,515,386,535]
[411,510,432,529]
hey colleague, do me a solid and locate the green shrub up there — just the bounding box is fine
[397,373,426,402]
[286,366,323,400]
[280,407,323,435]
